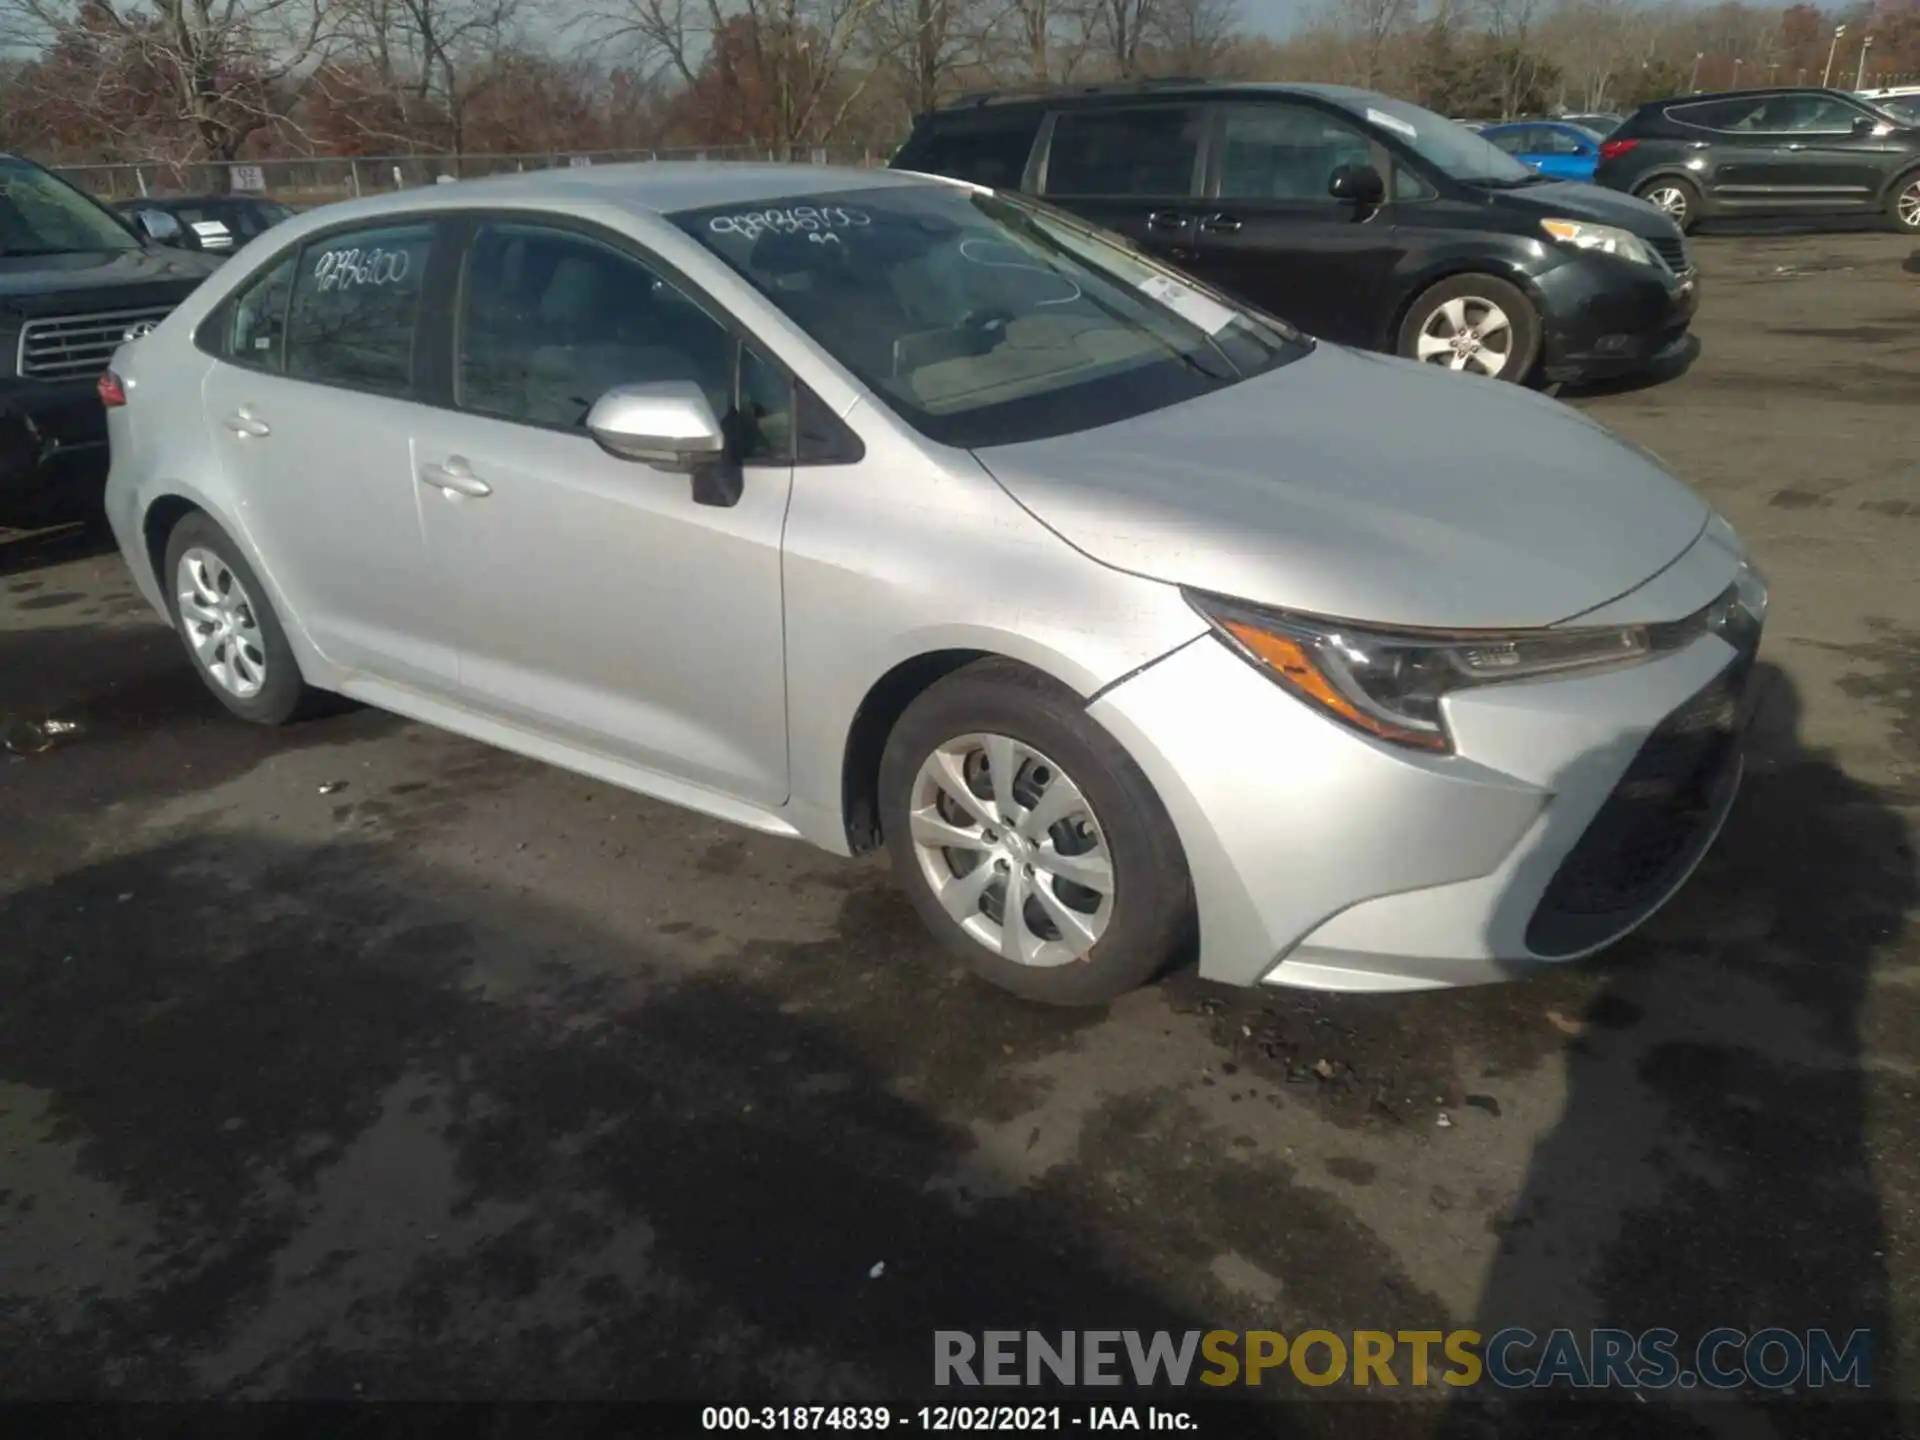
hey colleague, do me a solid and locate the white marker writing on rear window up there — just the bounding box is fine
[1367,108,1419,139]
[707,206,870,238]
[312,246,412,291]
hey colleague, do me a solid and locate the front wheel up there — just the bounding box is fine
[1397,274,1542,384]
[1888,172,1920,234]
[1636,177,1700,234]
[879,660,1194,1006]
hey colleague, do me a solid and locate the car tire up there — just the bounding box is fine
[1888,171,1920,234]
[1397,274,1542,384]
[878,658,1194,1006]
[1636,177,1700,234]
[161,512,318,726]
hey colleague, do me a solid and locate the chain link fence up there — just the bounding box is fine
[54,145,890,207]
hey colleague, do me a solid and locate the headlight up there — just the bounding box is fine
[1188,592,1694,754]
[1540,218,1654,266]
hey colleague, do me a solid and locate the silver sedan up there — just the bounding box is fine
[101,164,1766,1004]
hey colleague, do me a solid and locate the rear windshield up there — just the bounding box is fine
[672,184,1309,449]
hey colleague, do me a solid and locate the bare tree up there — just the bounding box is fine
[1083,0,1157,75]
[1316,0,1414,87]
[327,0,524,156]
[1151,0,1239,74]
[0,0,334,176]
[590,0,882,154]
[867,0,995,116]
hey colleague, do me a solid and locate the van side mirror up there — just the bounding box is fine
[1328,163,1386,208]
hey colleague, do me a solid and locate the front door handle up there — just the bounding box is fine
[1784,142,1807,151]
[1146,210,1188,232]
[419,458,492,498]
[224,409,270,438]
[1198,212,1243,234]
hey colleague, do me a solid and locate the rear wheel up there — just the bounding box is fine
[1396,274,1541,384]
[162,512,318,726]
[879,660,1193,1006]
[1889,172,1920,234]
[1636,177,1700,234]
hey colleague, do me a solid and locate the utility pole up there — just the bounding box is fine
[1855,36,1872,91]
[1690,52,1704,90]
[1822,25,1846,89]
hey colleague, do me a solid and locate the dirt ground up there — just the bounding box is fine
[2,229,1917,1435]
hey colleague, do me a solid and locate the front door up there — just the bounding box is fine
[1184,100,1406,347]
[199,219,457,692]
[411,218,794,807]
[1036,102,1210,269]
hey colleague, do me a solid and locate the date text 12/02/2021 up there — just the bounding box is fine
[701,1406,1196,1431]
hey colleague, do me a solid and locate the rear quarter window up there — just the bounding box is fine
[898,113,1042,190]
[1664,99,1763,131]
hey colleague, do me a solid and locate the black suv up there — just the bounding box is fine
[892,80,1698,386]
[1,153,219,522]
[1596,87,1920,233]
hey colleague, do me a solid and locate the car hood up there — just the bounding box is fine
[1488,178,1677,238]
[0,246,220,302]
[971,343,1709,631]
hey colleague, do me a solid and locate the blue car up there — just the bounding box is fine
[1478,121,1607,182]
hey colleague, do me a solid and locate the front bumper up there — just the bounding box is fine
[1536,253,1698,383]
[1088,537,1758,993]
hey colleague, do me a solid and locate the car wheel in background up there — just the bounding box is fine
[879,658,1194,1006]
[1636,177,1700,233]
[1397,274,1542,384]
[162,512,317,725]
[1889,172,1920,234]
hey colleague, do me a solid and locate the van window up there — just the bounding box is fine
[901,114,1041,190]
[1044,106,1206,198]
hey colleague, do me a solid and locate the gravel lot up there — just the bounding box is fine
[2,229,1917,1433]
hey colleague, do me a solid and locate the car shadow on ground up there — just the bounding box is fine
[1437,657,1914,1436]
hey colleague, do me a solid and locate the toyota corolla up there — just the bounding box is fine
[101,164,1766,1005]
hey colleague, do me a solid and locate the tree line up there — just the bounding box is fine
[0,0,1915,181]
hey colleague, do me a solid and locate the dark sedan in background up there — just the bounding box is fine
[112,194,294,254]
[1596,87,1920,233]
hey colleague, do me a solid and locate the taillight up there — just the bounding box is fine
[98,370,127,408]
[1599,137,1639,161]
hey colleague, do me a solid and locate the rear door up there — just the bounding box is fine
[1184,99,1405,346]
[1035,103,1210,265]
[199,218,457,692]
[1528,125,1598,181]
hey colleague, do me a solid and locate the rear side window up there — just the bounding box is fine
[220,252,296,371]
[1665,98,1767,131]
[1044,105,1206,198]
[900,113,1041,190]
[285,222,433,398]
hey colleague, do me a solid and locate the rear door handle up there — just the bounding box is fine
[1785,142,1807,151]
[419,458,492,498]
[224,409,270,438]
[1146,210,1189,231]
[1198,212,1243,234]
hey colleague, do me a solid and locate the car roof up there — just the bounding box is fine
[1641,85,1860,109]
[257,162,944,228]
[931,80,1393,114]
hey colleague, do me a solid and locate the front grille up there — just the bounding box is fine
[1649,235,1690,274]
[1525,658,1751,957]
[16,304,176,381]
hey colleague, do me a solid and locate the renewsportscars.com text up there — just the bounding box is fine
[934,1328,1873,1391]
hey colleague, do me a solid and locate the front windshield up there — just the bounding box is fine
[674,185,1309,449]
[0,159,141,256]
[1332,94,1539,186]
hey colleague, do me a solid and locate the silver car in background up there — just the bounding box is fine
[101,164,1766,1005]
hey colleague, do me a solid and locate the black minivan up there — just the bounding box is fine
[891,80,1698,386]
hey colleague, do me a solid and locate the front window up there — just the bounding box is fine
[1327,94,1538,187]
[0,158,141,256]
[673,184,1307,449]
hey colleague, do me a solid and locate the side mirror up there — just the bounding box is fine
[586,381,725,470]
[130,208,184,246]
[1328,163,1386,208]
